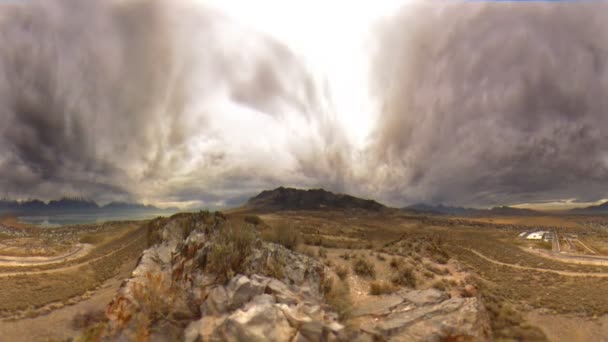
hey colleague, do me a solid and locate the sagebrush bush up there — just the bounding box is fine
[352,258,376,278]
[323,276,352,319]
[335,265,349,280]
[206,224,256,283]
[263,224,301,250]
[391,266,416,288]
[244,215,263,225]
[318,247,328,258]
[369,281,397,295]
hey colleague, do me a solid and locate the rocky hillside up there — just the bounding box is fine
[83,212,490,341]
[246,187,386,212]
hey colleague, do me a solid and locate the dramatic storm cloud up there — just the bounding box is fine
[0,0,348,207]
[1,0,608,208]
[370,1,608,207]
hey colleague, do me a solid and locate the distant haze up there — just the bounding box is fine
[0,0,607,210]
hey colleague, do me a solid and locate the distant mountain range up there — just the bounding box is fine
[403,203,541,216]
[0,198,176,215]
[246,187,386,212]
[569,201,608,214]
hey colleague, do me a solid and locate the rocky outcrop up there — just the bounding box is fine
[353,289,491,341]
[95,212,490,341]
[101,212,342,341]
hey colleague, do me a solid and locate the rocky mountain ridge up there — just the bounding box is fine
[88,212,490,341]
[246,187,386,212]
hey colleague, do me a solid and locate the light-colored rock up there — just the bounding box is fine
[200,285,230,316]
[401,288,449,306]
[227,275,267,310]
[217,302,295,342]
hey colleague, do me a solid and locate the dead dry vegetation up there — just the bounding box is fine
[247,211,556,341]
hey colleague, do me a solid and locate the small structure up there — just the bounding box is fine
[521,231,549,240]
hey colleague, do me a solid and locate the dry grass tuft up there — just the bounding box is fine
[206,224,256,283]
[369,281,397,295]
[352,258,376,279]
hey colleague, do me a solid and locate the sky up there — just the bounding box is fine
[0,0,608,210]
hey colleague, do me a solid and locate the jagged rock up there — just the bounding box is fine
[101,213,342,341]
[216,300,295,342]
[401,288,449,306]
[351,294,406,317]
[200,285,230,316]
[227,275,267,310]
[98,212,489,342]
[359,296,490,341]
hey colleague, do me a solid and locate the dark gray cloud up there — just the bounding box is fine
[370,1,608,206]
[0,0,347,207]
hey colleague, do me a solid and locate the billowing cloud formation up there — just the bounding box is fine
[371,1,608,207]
[0,0,348,207]
[2,0,608,209]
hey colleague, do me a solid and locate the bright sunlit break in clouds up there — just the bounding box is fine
[1,0,607,210]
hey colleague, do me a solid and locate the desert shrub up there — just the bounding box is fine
[145,218,169,247]
[206,224,256,282]
[432,280,449,291]
[264,224,301,250]
[339,253,351,260]
[483,292,548,341]
[76,322,107,342]
[434,254,449,265]
[391,267,416,288]
[427,264,449,276]
[180,216,198,240]
[72,309,107,330]
[131,272,176,322]
[298,246,317,258]
[369,281,397,295]
[79,234,105,245]
[389,258,401,269]
[318,247,328,258]
[244,215,263,225]
[376,253,386,262]
[303,234,323,246]
[264,257,285,279]
[352,258,376,278]
[323,276,352,319]
[335,265,349,280]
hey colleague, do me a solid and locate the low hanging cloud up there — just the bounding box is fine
[370,1,608,207]
[0,0,348,207]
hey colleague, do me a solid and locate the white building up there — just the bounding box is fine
[525,231,548,240]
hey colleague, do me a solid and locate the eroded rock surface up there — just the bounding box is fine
[95,212,490,341]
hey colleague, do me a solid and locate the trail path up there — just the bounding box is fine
[0,235,143,277]
[467,249,608,277]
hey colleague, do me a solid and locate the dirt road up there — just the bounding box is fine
[467,249,608,277]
